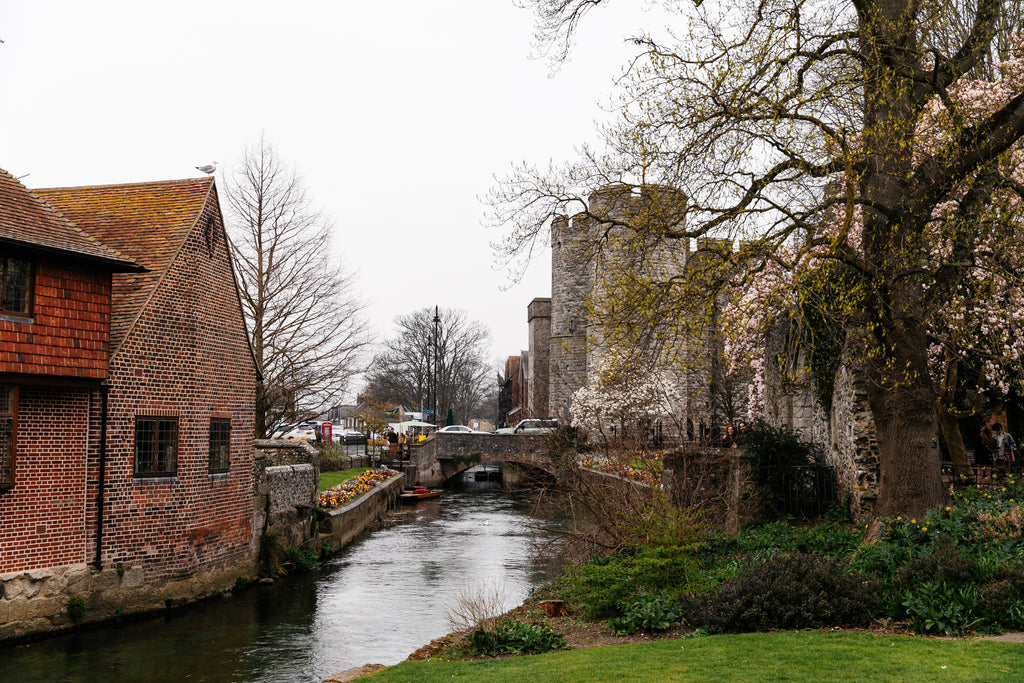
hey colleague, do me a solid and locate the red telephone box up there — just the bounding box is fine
[321,421,333,443]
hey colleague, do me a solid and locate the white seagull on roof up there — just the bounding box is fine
[195,161,217,174]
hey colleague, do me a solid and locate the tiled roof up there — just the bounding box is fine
[34,177,215,353]
[0,168,140,270]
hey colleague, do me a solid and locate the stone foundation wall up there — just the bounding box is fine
[0,558,253,643]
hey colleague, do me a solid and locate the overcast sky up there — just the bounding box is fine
[1,1,666,385]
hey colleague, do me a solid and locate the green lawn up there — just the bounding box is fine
[367,632,1021,682]
[319,468,369,491]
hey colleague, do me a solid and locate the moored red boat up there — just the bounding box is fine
[399,488,443,503]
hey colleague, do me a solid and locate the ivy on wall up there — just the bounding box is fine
[795,262,862,411]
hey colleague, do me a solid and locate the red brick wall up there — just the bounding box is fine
[92,199,258,579]
[0,261,111,378]
[0,386,91,573]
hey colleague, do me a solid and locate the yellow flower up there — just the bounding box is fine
[896,516,902,521]
[945,506,951,511]
[910,519,916,524]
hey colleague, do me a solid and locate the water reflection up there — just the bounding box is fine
[0,488,556,683]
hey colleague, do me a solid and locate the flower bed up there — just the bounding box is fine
[318,468,398,509]
[579,455,661,486]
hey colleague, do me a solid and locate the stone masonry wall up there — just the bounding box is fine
[762,338,880,519]
[549,215,591,423]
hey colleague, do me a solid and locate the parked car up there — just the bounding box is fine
[436,425,489,435]
[494,419,558,435]
[278,422,320,440]
[337,430,368,445]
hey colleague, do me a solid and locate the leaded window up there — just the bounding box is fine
[135,417,178,476]
[0,386,16,490]
[1,257,31,316]
[209,419,231,472]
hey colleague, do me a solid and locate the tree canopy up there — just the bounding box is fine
[491,0,1024,517]
[225,138,371,438]
[363,307,494,425]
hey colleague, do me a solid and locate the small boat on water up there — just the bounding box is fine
[399,488,443,503]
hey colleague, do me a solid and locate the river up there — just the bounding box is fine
[0,483,560,683]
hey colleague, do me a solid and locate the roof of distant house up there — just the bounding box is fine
[0,168,142,271]
[34,177,217,352]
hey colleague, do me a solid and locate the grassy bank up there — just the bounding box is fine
[319,467,369,491]
[368,631,1021,682]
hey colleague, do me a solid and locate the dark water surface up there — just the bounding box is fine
[1,487,557,682]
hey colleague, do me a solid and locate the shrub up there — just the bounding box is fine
[893,537,978,591]
[607,593,685,635]
[553,545,706,618]
[741,421,834,518]
[689,553,877,633]
[975,567,1024,631]
[900,582,979,636]
[286,546,320,572]
[468,620,569,656]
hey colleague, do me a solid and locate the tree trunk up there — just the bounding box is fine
[863,330,949,519]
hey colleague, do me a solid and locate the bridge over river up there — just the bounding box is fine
[395,433,562,486]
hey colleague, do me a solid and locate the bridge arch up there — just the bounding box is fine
[407,433,561,487]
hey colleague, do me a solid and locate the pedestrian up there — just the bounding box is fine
[993,423,1016,475]
[386,427,398,456]
[975,423,996,484]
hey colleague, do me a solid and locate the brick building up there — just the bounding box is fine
[1,169,260,640]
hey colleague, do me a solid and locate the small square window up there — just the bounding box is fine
[1,257,32,316]
[209,419,231,472]
[135,417,178,476]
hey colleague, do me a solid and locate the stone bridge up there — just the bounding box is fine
[404,433,562,486]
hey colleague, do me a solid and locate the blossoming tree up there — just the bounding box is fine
[570,349,687,449]
[492,0,1024,517]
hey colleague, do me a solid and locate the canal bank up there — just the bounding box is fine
[0,487,561,682]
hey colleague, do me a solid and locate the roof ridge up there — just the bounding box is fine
[31,176,215,193]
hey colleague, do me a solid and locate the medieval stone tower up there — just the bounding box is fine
[542,185,692,424]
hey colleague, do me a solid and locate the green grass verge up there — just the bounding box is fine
[319,468,369,492]
[366,632,1022,682]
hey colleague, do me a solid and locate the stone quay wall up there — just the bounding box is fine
[317,473,405,553]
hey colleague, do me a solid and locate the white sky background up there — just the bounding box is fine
[1,1,668,391]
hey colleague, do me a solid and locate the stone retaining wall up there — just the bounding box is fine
[316,474,405,553]
[261,464,319,551]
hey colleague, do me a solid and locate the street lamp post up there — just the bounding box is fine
[432,305,440,426]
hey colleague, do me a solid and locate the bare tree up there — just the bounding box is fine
[363,307,493,425]
[225,138,371,437]
[493,0,1024,518]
